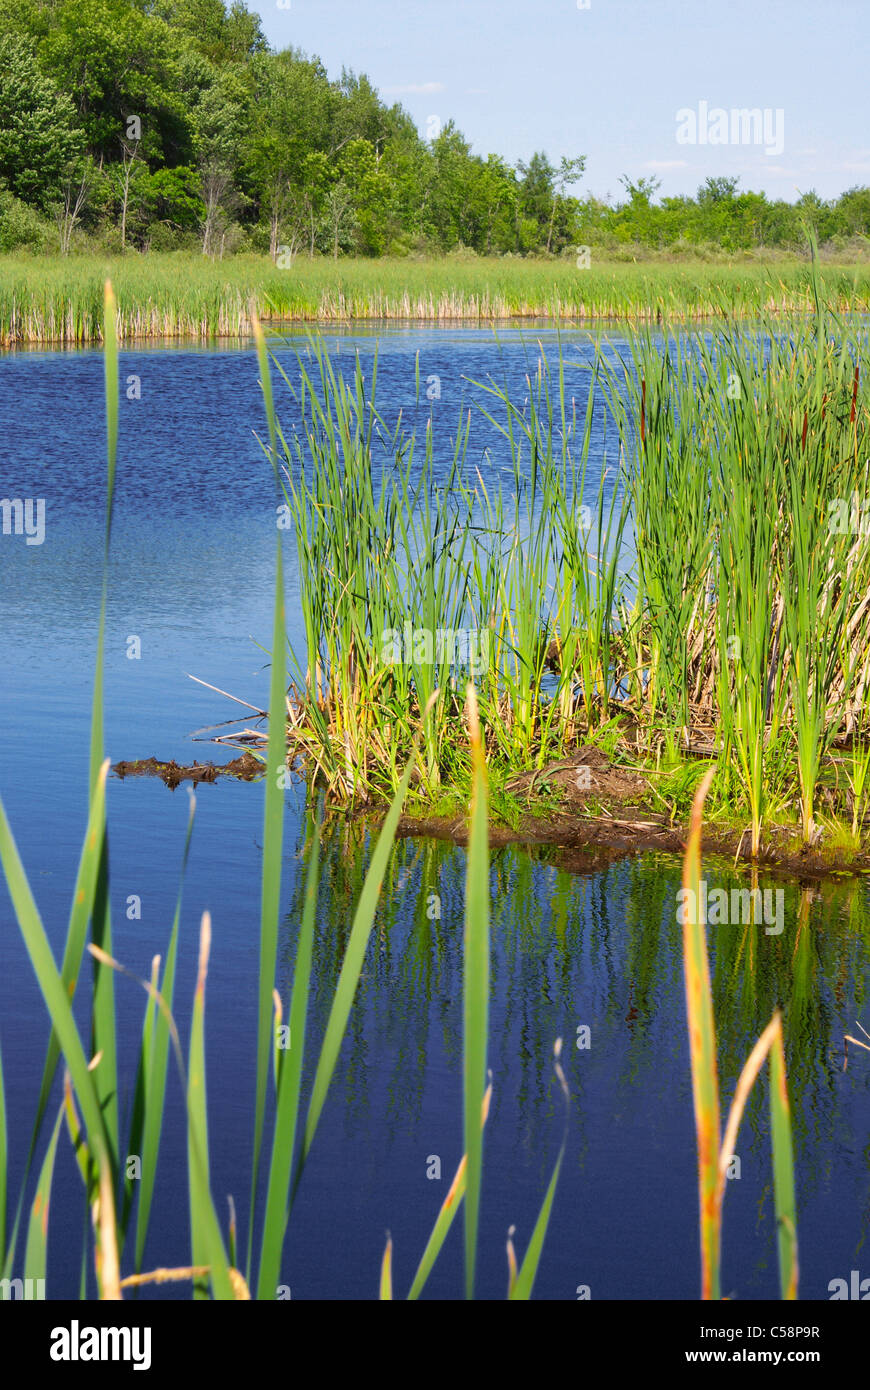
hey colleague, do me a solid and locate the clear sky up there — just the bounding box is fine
[254,0,868,204]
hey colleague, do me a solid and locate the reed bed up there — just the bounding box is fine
[610,293,870,851]
[1,254,869,344]
[269,269,870,855]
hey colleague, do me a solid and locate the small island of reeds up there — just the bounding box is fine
[192,268,870,877]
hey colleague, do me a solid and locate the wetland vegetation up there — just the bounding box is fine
[190,263,870,879]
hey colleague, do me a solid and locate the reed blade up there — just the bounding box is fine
[0,1036,6,1271]
[186,913,235,1300]
[379,1234,393,1301]
[508,1040,570,1301]
[88,280,120,1174]
[406,1083,492,1301]
[256,820,320,1300]
[22,1103,64,1296]
[134,794,196,1273]
[680,767,721,1300]
[463,685,490,1300]
[247,319,288,1277]
[769,1015,798,1299]
[299,750,417,1172]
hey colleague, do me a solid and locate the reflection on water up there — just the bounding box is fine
[269,818,870,1298]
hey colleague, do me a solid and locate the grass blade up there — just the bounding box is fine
[134,792,196,1272]
[22,1103,64,1297]
[256,820,320,1300]
[769,1015,798,1299]
[247,318,288,1278]
[680,767,720,1300]
[406,1083,492,1301]
[87,280,120,1176]
[298,749,418,1176]
[0,773,112,1159]
[463,684,490,1300]
[187,913,235,1300]
[379,1234,392,1300]
[508,1040,570,1300]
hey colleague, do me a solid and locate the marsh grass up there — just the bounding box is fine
[265,273,870,857]
[271,331,631,808]
[613,283,870,849]
[2,253,870,344]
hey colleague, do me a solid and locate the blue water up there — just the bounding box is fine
[1,326,869,1300]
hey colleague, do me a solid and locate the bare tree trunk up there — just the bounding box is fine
[57,169,90,256]
[200,163,233,257]
[118,140,140,251]
[546,194,557,254]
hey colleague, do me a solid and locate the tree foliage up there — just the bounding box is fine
[0,0,866,257]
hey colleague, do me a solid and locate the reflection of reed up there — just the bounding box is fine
[284,810,870,1216]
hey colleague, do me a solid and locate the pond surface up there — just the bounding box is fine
[1,326,869,1299]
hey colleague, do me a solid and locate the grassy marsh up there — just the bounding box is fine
[2,253,870,344]
[250,276,870,868]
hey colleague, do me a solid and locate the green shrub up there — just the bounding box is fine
[0,189,50,252]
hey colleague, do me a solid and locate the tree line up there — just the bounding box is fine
[0,0,867,258]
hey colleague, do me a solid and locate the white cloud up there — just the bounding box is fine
[643,159,688,170]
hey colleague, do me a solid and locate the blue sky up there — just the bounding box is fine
[254,0,868,204]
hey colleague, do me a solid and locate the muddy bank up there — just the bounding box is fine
[392,747,870,881]
[393,806,870,881]
[113,745,870,879]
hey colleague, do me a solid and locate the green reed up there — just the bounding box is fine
[274,331,629,804]
[681,774,797,1300]
[604,279,870,850]
[3,253,870,345]
[272,288,869,861]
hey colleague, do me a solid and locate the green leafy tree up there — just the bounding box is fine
[39,0,190,164]
[832,186,870,239]
[0,33,83,207]
[546,155,585,252]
